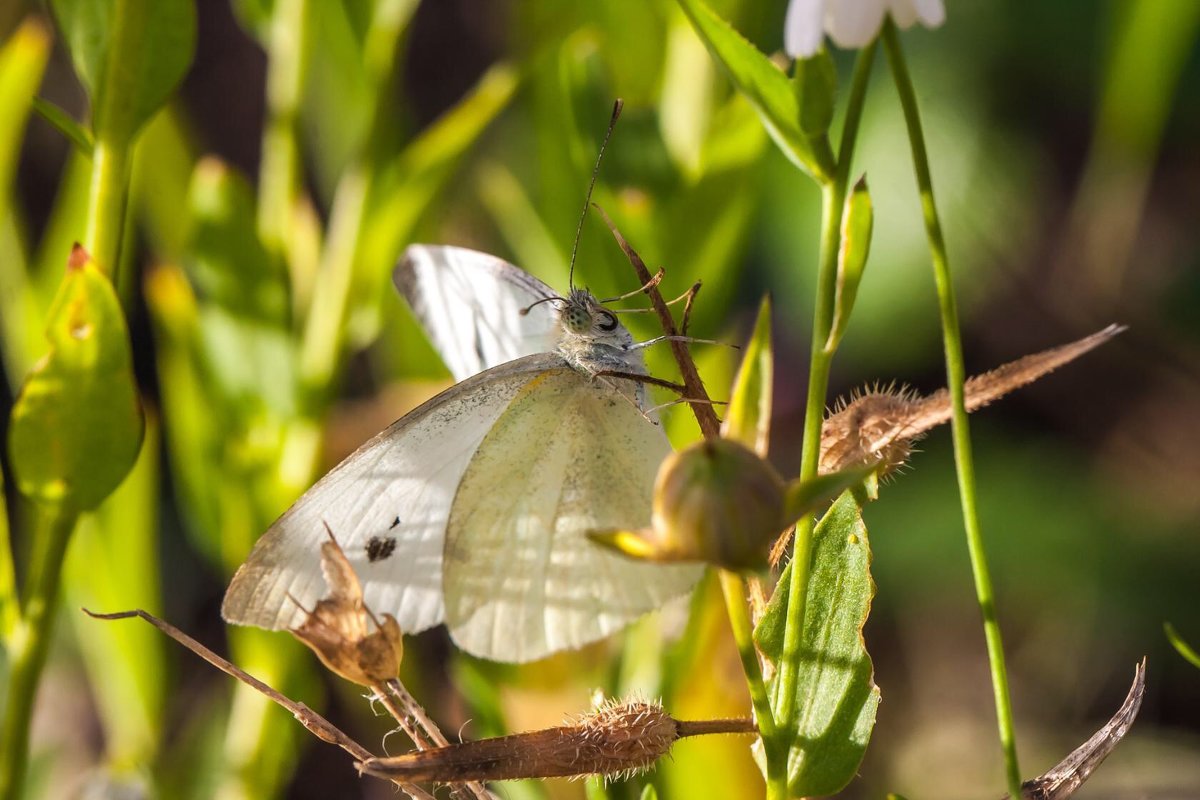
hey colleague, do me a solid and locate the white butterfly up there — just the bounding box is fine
[222,245,703,663]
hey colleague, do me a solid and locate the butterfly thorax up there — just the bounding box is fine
[554,288,646,377]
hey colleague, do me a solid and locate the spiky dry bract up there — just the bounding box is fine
[573,700,680,781]
[819,326,1125,476]
[819,390,918,475]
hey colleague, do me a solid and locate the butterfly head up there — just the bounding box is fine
[560,288,620,337]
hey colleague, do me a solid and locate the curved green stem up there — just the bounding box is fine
[881,18,1022,797]
[0,506,78,800]
[773,41,876,737]
[718,571,776,741]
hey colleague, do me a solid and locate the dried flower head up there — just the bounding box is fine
[819,325,1125,476]
[289,530,404,686]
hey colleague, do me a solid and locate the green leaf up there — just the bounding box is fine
[50,0,197,142]
[793,49,837,137]
[674,0,834,181]
[638,785,659,800]
[721,296,772,453]
[353,62,520,346]
[1165,622,1200,670]
[186,158,289,326]
[754,482,881,796]
[8,245,145,511]
[825,175,873,353]
[31,97,94,155]
[783,465,874,523]
[0,19,53,382]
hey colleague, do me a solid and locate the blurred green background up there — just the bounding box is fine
[1,0,1198,798]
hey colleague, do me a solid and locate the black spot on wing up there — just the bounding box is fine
[366,535,398,562]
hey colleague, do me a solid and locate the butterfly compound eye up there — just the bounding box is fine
[563,304,592,334]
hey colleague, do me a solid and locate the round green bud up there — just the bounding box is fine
[649,438,786,571]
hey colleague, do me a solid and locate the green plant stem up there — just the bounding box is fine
[717,570,776,742]
[257,0,310,259]
[773,42,876,747]
[83,135,132,278]
[881,19,1021,797]
[0,506,77,800]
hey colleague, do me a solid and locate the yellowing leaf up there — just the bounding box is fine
[721,296,772,454]
[8,245,144,511]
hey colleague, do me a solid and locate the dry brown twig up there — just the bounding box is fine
[81,607,438,800]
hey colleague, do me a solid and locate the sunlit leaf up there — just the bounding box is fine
[826,175,873,353]
[50,0,196,142]
[0,18,52,382]
[754,482,880,796]
[674,0,833,181]
[8,245,144,511]
[353,63,520,346]
[721,296,772,453]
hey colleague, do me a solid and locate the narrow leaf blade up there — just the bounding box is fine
[674,0,833,180]
[721,296,772,453]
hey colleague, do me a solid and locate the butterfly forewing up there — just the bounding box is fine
[395,246,561,381]
[442,369,703,662]
[221,354,566,635]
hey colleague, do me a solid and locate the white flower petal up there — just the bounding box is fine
[826,0,889,49]
[888,0,919,28]
[785,0,827,58]
[911,0,946,27]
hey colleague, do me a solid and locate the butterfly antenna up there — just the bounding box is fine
[568,98,623,291]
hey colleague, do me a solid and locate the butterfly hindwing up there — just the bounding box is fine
[395,245,561,381]
[221,353,567,635]
[442,369,703,662]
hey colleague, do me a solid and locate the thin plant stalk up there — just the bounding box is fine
[771,42,877,765]
[257,0,310,260]
[84,136,131,281]
[717,570,776,743]
[881,18,1022,796]
[0,506,77,800]
[298,3,407,404]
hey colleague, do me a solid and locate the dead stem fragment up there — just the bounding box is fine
[1003,659,1147,800]
[81,608,438,800]
[359,699,756,783]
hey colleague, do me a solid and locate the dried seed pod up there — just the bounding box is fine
[820,325,1125,475]
[359,698,755,783]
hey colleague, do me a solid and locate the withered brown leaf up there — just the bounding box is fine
[289,528,404,686]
